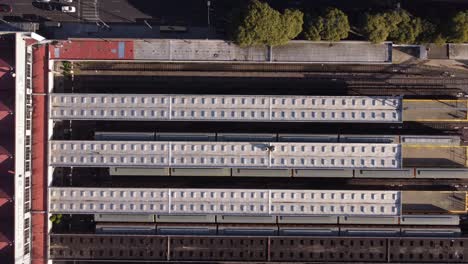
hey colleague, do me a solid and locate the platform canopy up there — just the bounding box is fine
[49,141,402,169]
[49,94,402,123]
[49,187,401,216]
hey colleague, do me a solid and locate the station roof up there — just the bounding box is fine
[49,141,402,169]
[0,101,11,121]
[48,188,401,216]
[0,146,11,164]
[49,94,402,123]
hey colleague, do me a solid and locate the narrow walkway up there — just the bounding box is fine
[31,44,48,264]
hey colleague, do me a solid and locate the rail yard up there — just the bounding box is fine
[38,51,468,263]
[2,35,468,264]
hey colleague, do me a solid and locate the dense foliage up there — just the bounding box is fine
[451,10,468,43]
[229,0,467,46]
[364,10,433,44]
[305,8,350,41]
[232,0,303,47]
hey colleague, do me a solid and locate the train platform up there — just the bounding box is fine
[31,41,49,264]
[49,40,134,60]
[402,145,467,168]
[403,99,468,122]
[48,39,392,64]
[402,191,467,214]
[449,44,468,60]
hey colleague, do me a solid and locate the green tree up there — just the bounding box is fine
[232,0,303,47]
[320,8,350,41]
[364,13,391,43]
[388,10,423,44]
[434,34,447,46]
[417,20,437,44]
[304,15,323,41]
[451,10,468,43]
[305,8,350,42]
[50,214,63,224]
[364,10,428,44]
[282,9,304,42]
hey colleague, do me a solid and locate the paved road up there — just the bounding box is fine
[2,0,210,24]
[3,0,82,22]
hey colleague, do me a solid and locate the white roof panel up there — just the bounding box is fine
[49,94,402,122]
[49,141,402,169]
[49,188,401,216]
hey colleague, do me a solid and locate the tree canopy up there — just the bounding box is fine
[230,2,465,46]
[388,11,424,44]
[305,8,350,42]
[364,10,429,44]
[363,13,390,43]
[232,0,303,47]
[451,10,468,43]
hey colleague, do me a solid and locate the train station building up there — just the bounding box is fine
[3,32,468,264]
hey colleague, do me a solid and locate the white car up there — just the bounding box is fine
[60,0,73,2]
[61,6,76,13]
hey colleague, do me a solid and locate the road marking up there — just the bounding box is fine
[466,100,468,120]
[403,99,468,102]
[466,147,468,167]
[410,119,468,122]
[80,0,99,22]
[403,145,467,148]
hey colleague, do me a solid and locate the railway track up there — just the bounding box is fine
[49,234,468,263]
[76,61,454,76]
[71,174,468,191]
[70,64,468,98]
[348,87,462,97]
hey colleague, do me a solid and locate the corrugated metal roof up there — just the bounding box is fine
[49,94,402,123]
[49,187,401,216]
[49,141,401,169]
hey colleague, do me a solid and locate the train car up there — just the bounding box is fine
[155,214,216,223]
[293,169,353,178]
[94,214,154,223]
[355,169,413,178]
[156,224,217,235]
[95,223,156,234]
[400,215,460,226]
[416,168,468,179]
[339,216,399,225]
[94,131,155,141]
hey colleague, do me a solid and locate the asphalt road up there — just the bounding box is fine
[3,0,84,22]
[2,0,211,25]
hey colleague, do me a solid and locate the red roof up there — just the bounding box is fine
[0,232,11,251]
[0,101,11,121]
[0,146,11,164]
[49,40,134,60]
[31,43,48,264]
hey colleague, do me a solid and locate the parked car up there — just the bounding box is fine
[0,4,12,13]
[34,0,51,2]
[61,6,76,13]
[60,0,73,3]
